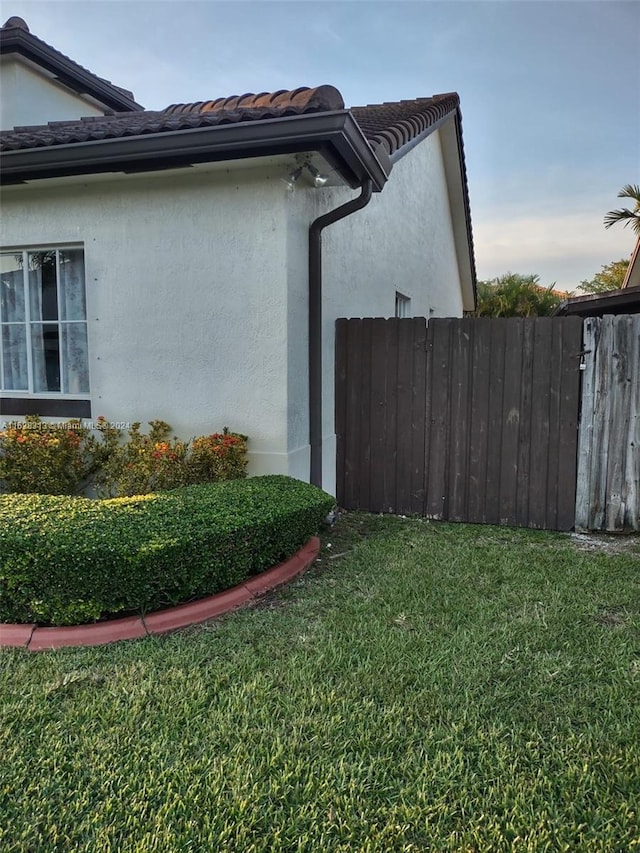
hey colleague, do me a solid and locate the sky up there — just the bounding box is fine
[4,0,639,291]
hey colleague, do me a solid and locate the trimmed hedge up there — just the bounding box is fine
[0,475,334,626]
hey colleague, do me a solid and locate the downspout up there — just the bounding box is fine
[308,178,374,488]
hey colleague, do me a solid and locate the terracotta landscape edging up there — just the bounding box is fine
[0,537,320,652]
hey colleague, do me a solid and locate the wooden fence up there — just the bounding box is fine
[335,315,639,531]
[576,315,640,531]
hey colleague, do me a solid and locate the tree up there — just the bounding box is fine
[474,273,565,317]
[604,184,640,236]
[579,258,629,294]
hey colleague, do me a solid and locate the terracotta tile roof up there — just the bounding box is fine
[351,93,460,157]
[0,86,346,151]
[164,85,345,115]
[0,86,459,162]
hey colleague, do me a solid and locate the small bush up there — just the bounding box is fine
[187,429,248,484]
[0,476,334,626]
[0,416,106,495]
[0,417,248,497]
[96,422,248,496]
[95,420,190,496]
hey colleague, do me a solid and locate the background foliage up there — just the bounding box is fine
[474,273,565,318]
[579,258,629,294]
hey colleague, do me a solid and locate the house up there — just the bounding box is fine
[553,235,640,318]
[553,285,640,317]
[554,240,640,317]
[0,16,476,495]
[622,237,640,289]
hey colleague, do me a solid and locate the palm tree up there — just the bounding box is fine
[604,184,640,236]
[474,273,565,317]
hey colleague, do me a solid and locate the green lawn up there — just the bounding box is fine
[1,514,639,852]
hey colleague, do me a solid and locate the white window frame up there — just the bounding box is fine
[395,291,411,318]
[0,245,90,397]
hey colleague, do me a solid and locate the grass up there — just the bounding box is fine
[1,513,639,852]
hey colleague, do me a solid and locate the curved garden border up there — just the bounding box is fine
[0,537,320,652]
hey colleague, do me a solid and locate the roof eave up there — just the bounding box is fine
[0,111,389,190]
[0,27,143,113]
[387,107,455,166]
[436,110,477,312]
[553,285,640,317]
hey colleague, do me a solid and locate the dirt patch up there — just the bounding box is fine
[594,606,630,629]
[569,532,640,557]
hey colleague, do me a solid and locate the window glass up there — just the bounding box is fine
[395,292,411,318]
[2,324,28,390]
[61,323,90,393]
[0,254,26,322]
[31,323,61,392]
[59,249,86,321]
[29,252,59,321]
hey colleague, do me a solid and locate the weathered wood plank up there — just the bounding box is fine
[499,319,524,526]
[528,319,553,528]
[394,318,428,515]
[334,318,348,507]
[484,319,507,524]
[394,318,413,514]
[575,318,599,530]
[544,319,563,529]
[410,318,428,515]
[467,319,492,523]
[424,319,452,519]
[624,317,640,530]
[447,318,473,522]
[576,315,640,531]
[515,320,535,527]
[383,319,399,513]
[357,319,373,511]
[369,319,389,513]
[346,318,364,509]
[555,317,582,531]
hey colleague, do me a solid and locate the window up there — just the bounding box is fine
[395,291,411,318]
[0,248,89,395]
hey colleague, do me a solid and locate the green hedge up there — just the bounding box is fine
[0,476,334,626]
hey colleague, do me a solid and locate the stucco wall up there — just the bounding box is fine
[286,129,464,494]
[0,59,105,130]
[1,129,466,493]
[0,167,298,476]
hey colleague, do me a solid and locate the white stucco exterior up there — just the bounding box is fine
[0,57,105,130]
[1,122,467,494]
[285,128,464,493]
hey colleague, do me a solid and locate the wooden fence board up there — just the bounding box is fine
[466,319,492,523]
[409,319,428,514]
[424,319,452,519]
[369,319,389,512]
[484,319,507,524]
[334,318,348,507]
[576,315,640,531]
[447,319,473,521]
[555,317,583,530]
[499,319,525,527]
[544,320,564,530]
[515,320,535,527]
[528,319,554,528]
[382,320,399,512]
[393,318,428,514]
